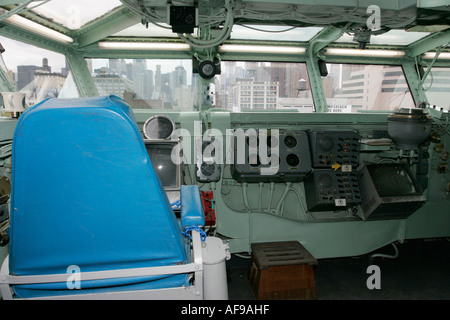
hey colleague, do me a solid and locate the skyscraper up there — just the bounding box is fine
[17,58,51,90]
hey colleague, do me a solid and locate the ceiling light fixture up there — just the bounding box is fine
[324,48,405,57]
[219,44,306,54]
[4,14,73,44]
[98,42,191,51]
[422,52,450,59]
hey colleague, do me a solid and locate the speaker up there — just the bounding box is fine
[304,169,361,212]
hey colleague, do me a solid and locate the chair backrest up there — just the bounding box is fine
[9,96,188,297]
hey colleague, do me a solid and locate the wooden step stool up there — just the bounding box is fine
[248,241,318,300]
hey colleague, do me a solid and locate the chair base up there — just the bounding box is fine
[1,233,230,300]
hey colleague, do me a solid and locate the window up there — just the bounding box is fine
[231,25,323,42]
[216,61,313,112]
[28,0,122,30]
[88,58,193,110]
[423,67,450,110]
[0,37,79,106]
[322,64,414,112]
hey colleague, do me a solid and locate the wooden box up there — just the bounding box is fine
[248,241,318,300]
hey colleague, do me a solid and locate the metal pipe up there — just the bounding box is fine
[242,182,251,213]
[275,182,292,215]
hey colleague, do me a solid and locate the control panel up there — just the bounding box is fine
[309,130,360,169]
[304,130,362,211]
[228,128,364,211]
[304,170,361,211]
[230,129,311,183]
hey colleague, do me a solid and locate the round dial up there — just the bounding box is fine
[143,115,175,140]
[284,135,297,148]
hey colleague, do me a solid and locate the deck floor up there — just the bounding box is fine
[226,238,450,300]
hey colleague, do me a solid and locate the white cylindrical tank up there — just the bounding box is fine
[0,245,7,299]
[201,236,230,300]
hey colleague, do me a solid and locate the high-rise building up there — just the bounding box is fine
[424,67,450,107]
[17,58,69,106]
[229,79,278,111]
[109,58,129,78]
[155,65,161,95]
[171,65,187,88]
[132,59,147,99]
[334,65,414,111]
[94,68,134,99]
[17,58,51,90]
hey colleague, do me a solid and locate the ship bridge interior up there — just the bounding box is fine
[0,0,449,301]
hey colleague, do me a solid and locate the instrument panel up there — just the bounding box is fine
[230,129,312,183]
[143,114,427,218]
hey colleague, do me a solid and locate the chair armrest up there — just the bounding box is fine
[180,185,205,228]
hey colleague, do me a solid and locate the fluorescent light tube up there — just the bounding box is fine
[219,44,306,54]
[5,14,73,44]
[422,52,450,59]
[98,42,191,51]
[325,48,405,57]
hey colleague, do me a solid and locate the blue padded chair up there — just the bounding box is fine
[0,96,229,299]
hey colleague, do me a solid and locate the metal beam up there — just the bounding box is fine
[0,64,17,92]
[306,55,327,112]
[417,0,450,8]
[306,27,344,113]
[74,6,141,48]
[406,29,450,57]
[402,60,427,106]
[308,26,344,55]
[1,1,42,4]
[65,49,98,97]
[0,23,68,54]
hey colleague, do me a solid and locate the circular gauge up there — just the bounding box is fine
[286,154,300,167]
[318,135,334,151]
[143,115,175,140]
[318,173,334,189]
[284,135,297,148]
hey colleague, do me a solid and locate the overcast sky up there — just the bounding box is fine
[1,36,67,73]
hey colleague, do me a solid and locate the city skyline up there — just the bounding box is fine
[8,57,421,112]
[0,37,67,75]
[3,36,449,111]
[91,58,193,85]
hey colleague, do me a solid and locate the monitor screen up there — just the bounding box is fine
[145,142,179,189]
[367,163,419,197]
